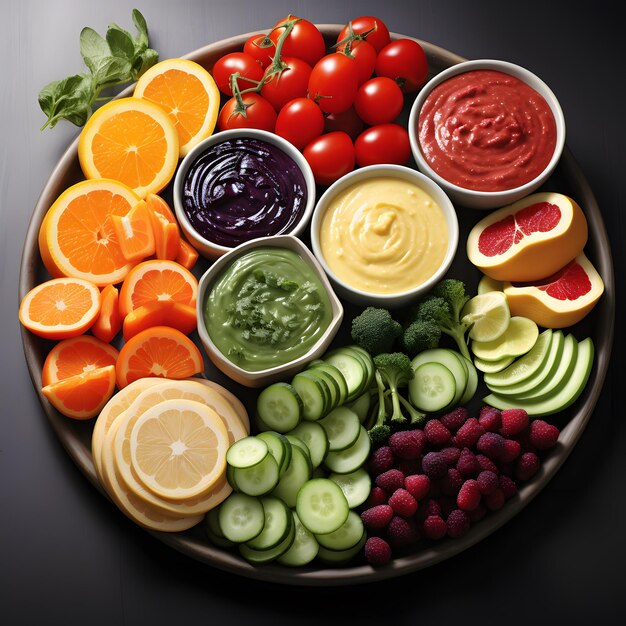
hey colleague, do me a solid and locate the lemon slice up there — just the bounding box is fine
[462,291,511,342]
[129,398,229,501]
[471,316,539,362]
[477,274,504,295]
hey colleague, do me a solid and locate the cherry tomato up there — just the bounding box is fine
[337,16,391,53]
[212,52,264,96]
[275,98,324,150]
[375,39,429,93]
[244,34,276,69]
[270,16,326,68]
[324,107,364,141]
[218,93,277,132]
[303,132,355,186]
[308,54,359,115]
[336,39,377,85]
[261,57,312,112]
[354,77,404,126]
[354,124,411,167]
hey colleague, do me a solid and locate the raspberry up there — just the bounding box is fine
[499,475,518,500]
[404,474,431,501]
[515,451,541,481]
[441,468,463,496]
[375,469,405,494]
[501,438,522,462]
[368,446,395,476]
[484,488,505,511]
[529,420,560,450]
[364,536,392,566]
[389,429,424,459]
[424,498,442,517]
[500,408,529,436]
[388,488,418,517]
[476,454,499,473]
[457,479,482,511]
[397,458,421,476]
[440,407,469,433]
[454,417,484,448]
[476,432,506,460]
[424,419,452,447]
[446,509,471,537]
[478,406,502,432]
[456,448,481,476]
[365,486,388,508]
[422,515,447,540]
[388,515,420,547]
[476,470,499,495]
[421,452,447,480]
[469,503,487,523]
[361,505,394,529]
[440,446,461,466]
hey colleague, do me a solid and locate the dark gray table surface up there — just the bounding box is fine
[2,1,623,624]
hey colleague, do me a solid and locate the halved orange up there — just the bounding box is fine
[19,277,101,340]
[115,326,204,388]
[38,179,141,286]
[91,284,122,344]
[42,364,116,420]
[118,259,198,319]
[78,97,179,199]
[176,238,199,270]
[110,200,155,263]
[42,335,119,387]
[122,301,197,341]
[134,58,221,157]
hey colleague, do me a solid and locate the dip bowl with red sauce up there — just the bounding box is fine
[408,59,565,210]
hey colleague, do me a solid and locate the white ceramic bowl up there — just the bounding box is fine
[173,128,316,259]
[196,235,343,388]
[408,59,566,210]
[310,164,459,308]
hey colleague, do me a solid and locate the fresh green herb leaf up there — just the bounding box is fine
[38,73,95,130]
[79,27,110,73]
[106,26,136,64]
[132,9,149,48]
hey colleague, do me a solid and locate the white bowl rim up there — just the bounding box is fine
[310,163,459,303]
[173,128,316,254]
[408,58,567,200]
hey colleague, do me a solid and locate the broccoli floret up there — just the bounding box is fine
[373,352,414,428]
[400,318,442,357]
[433,279,471,322]
[351,307,402,356]
[368,370,392,446]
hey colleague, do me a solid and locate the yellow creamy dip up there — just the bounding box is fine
[319,177,449,294]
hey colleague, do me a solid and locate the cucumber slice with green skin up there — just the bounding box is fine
[487,331,565,396]
[329,468,371,508]
[226,464,240,492]
[345,391,372,424]
[324,350,367,402]
[277,511,319,567]
[474,355,515,374]
[296,478,350,535]
[343,345,375,389]
[319,406,361,452]
[232,453,280,497]
[285,434,313,469]
[484,329,553,387]
[306,367,340,412]
[316,530,366,564]
[323,425,371,474]
[218,493,265,543]
[484,337,594,416]
[288,421,328,469]
[315,510,364,551]
[238,519,296,564]
[409,362,457,413]
[410,349,468,408]
[291,371,328,421]
[245,497,292,551]
[204,507,236,549]
[226,436,269,469]
[256,382,303,433]
[256,431,292,478]
[271,445,312,508]
[458,354,479,406]
[309,362,350,406]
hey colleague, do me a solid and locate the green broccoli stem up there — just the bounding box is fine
[441,326,471,360]
[389,389,407,427]
[373,370,387,429]
[398,395,426,426]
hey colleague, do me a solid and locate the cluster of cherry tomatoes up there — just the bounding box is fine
[211,15,429,186]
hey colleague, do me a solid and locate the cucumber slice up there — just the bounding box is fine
[218,493,265,543]
[324,350,367,401]
[345,391,372,424]
[226,436,269,469]
[329,468,371,508]
[256,431,292,478]
[271,445,312,508]
[309,362,349,406]
[323,425,371,474]
[246,497,292,551]
[409,362,456,413]
[238,520,296,564]
[277,511,319,567]
[471,316,539,361]
[474,355,515,373]
[288,421,329,469]
[296,478,350,535]
[291,371,328,421]
[343,345,375,389]
[458,354,479,406]
[319,406,361,452]
[232,453,280,497]
[315,510,364,551]
[204,507,235,549]
[410,349,467,408]
[256,382,303,433]
[307,367,340,412]
[226,464,240,492]
[316,530,366,564]
[285,434,313,469]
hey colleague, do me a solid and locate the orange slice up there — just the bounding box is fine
[134,58,221,157]
[118,258,198,319]
[19,277,101,340]
[110,200,156,263]
[42,364,116,420]
[91,284,122,344]
[42,335,119,387]
[38,179,141,286]
[176,238,199,270]
[78,97,179,198]
[122,301,197,341]
[152,214,181,261]
[145,193,177,224]
[115,326,204,388]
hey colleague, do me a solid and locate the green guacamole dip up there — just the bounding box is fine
[205,247,333,372]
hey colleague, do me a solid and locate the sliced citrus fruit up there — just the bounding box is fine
[134,58,220,157]
[41,364,116,420]
[145,193,177,223]
[19,277,101,340]
[78,97,179,198]
[122,301,197,341]
[118,259,198,319]
[151,212,181,260]
[129,398,229,501]
[471,316,539,362]
[91,284,122,344]
[189,378,250,434]
[462,291,511,342]
[38,179,141,286]
[115,325,204,388]
[42,335,119,387]
[111,200,156,263]
[477,274,504,295]
[175,238,199,270]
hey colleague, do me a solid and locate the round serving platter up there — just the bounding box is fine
[19,26,615,585]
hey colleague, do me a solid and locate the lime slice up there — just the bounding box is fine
[477,274,504,295]
[471,317,539,362]
[474,355,515,374]
[462,291,510,342]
